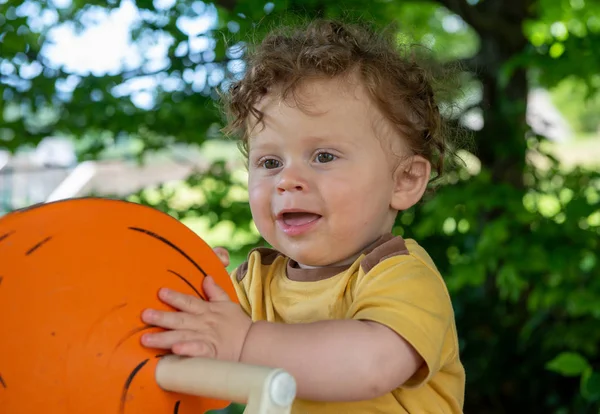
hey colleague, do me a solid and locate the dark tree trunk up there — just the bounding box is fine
[437,0,534,188]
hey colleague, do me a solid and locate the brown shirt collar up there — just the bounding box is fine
[286,233,400,282]
[237,233,409,282]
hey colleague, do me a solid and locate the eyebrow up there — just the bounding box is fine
[297,135,333,145]
[247,144,276,159]
[249,134,346,150]
[297,135,362,150]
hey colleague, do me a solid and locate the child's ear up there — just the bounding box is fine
[391,156,431,211]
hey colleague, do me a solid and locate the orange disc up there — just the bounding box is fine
[0,197,235,413]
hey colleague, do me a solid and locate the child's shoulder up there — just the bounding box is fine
[359,233,409,273]
[359,234,436,273]
[232,246,286,282]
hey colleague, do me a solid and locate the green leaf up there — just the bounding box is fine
[546,352,591,377]
[581,370,600,402]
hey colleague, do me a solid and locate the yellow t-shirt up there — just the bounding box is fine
[231,234,465,413]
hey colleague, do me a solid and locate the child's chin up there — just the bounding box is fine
[288,251,334,268]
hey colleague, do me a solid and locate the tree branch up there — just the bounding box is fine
[434,0,530,49]
[211,0,237,11]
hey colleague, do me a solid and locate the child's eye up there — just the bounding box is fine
[261,158,281,169]
[315,152,336,163]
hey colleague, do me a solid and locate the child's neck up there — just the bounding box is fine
[293,233,391,269]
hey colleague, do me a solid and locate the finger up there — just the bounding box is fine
[172,340,217,358]
[141,330,201,349]
[213,246,230,267]
[203,276,231,302]
[141,308,196,330]
[158,288,206,313]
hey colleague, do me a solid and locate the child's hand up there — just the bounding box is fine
[140,275,252,362]
[213,246,230,267]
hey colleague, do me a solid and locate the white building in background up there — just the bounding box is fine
[461,88,574,142]
[527,88,573,143]
[0,136,212,214]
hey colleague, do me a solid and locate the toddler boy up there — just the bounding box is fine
[142,19,465,413]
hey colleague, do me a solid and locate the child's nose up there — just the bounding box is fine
[276,166,308,193]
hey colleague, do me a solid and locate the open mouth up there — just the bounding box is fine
[280,212,322,226]
[276,211,322,236]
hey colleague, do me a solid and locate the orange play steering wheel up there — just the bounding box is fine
[0,197,235,413]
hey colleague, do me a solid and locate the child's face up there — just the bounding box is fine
[247,77,405,268]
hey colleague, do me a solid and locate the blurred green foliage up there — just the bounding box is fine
[2,0,600,412]
[405,143,600,412]
[552,77,600,135]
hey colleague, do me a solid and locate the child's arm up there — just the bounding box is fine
[240,319,423,401]
[142,255,451,403]
[141,278,423,402]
